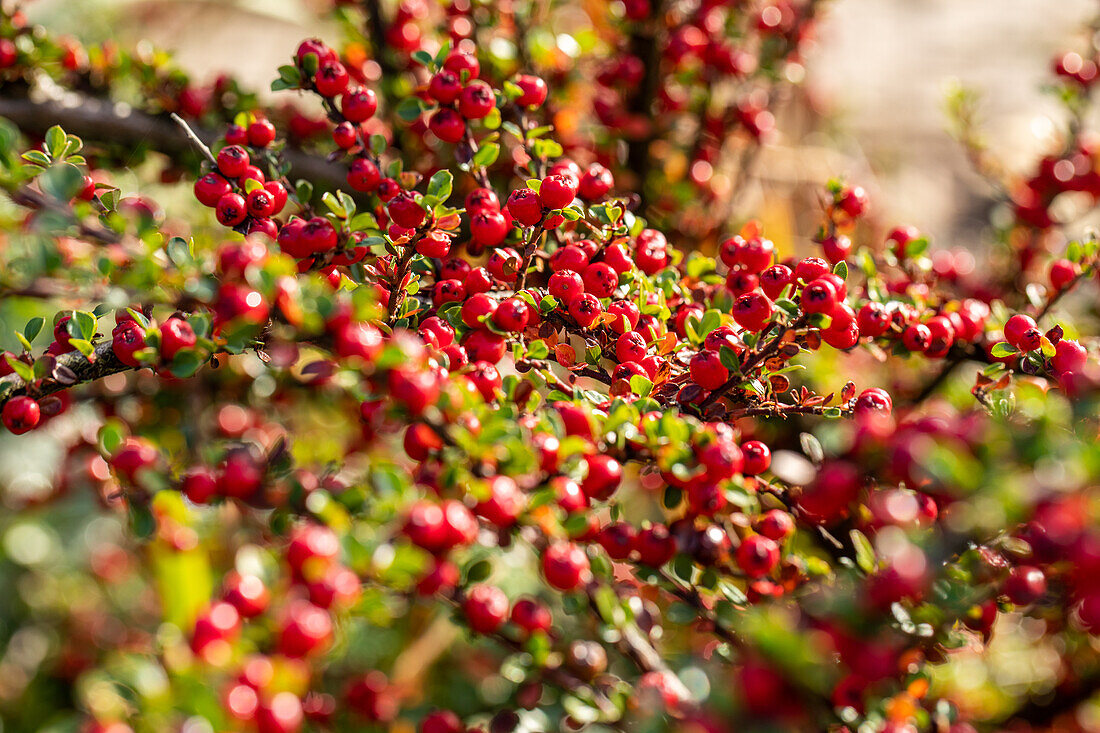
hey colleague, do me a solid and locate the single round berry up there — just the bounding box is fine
[216,145,250,178]
[2,395,40,435]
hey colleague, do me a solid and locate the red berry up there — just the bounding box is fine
[247,119,277,147]
[458,80,495,119]
[582,454,622,500]
[439,49,477,77]
[510,597,552,635]
[1052,339,1088,373]
[0,39,17,68]
[464,585,509,633]
[216,145,250,178]
[741,440,770,475]
[348,158,382,192]
[541,542,590,591]
[493,297,531,332]
[635,524,676,566]
[216,192,248,226]
[549,270,585,303]
[1004,565,1046,605]
[569,293,602,328]
[428,70,462,104]
[194,173,232,207]
[1004,314,1038,351]
[181,466,218,504]
[341,88,379,123]
[160,317,196,362]
[470,210,509,246]
[1050,258,1079,291]
[314,60,350,97]
[539,175,577,210]
[900,323,930,352]
[507,188,543,227]
[417,230,452,258]
[690,350,729,390]
[733,292,774,332]
[278,601,333,657]
[513,74,548,108]
[757,510,795,541]
[387,193,424,230]
[2,395,40,435]
[429,108,466,143]
[578,164,613,200]
[736,535,780,578]
[582,262,618,298]
[223,571,270,617]
[333,121,358,148]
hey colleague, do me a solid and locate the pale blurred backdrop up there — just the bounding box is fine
[19,0,1100,243]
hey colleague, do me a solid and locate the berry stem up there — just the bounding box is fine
[170,113,218,168]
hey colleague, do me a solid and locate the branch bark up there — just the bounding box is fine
[0,95,350,191]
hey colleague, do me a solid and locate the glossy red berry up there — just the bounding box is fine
[1004,565,1046,605]
[569,293,602,328]
[541,542,590,591]
[582,454,622,500]
[389,193,426,229]
[733,292,774,332]
[741,440,771,475]
[510,597,552,635]
[429,108,466,143]
[216,192,248,226]
[464,585,509,633]
[194,172,232,207]
[314,60,350,97]
[539,175,577,210]
[736,535,780,578]
[160,317,196,362]
[348,158,382,192]
[513,74,548,107]
[2,395,40,435]
[690,350,729,390]
[216,145,250,178]
[341,88,378,122]
[459,81,495,119]
[247,118,277,147]
[507,188,543,227]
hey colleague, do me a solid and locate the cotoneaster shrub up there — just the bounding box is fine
[0,2,1099,733]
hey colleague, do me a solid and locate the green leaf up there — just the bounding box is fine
[395,97,424,122]
[526,339,549,359]
[73,311,97,340]
[1040,335,1057,358]
[629,374,653,397]
[849,529,876,574]
[23,317,43,343]
[465,559,492,583]
[68,338,95,360]
[483,106,501,131]
[20,150,50,167]
[427,170,453,202]
[412,49,435,67]
[45,125,67,158]
[6,355,33,382]
[990,342,1018,358]
[168,350,203,378]
[472,142,500,168]
[39,163,85,201]
[166,236,194,268]
[295,179,314,203]
[97,419,127,456]
[531,138,563,159]
[322,191,346,218]
[129,503,156,540]
[832,260,848,280]
[370,134,387,156]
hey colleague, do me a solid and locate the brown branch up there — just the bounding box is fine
[0,95,351,191]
